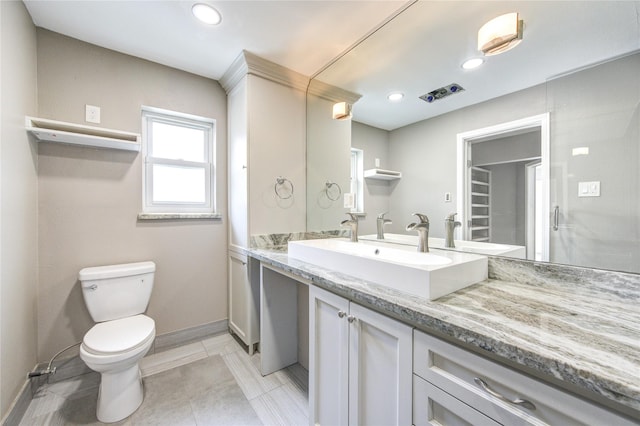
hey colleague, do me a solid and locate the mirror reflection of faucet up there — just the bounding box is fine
[377,212,392,240]
[406,213,430,252]
[341,213,359,242]
[445,213,462,248]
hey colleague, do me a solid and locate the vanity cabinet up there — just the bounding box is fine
[413,330,636,426]
[309,286,412,426]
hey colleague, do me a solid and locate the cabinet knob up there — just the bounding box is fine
[347,315,356,323]
[473,377,536,411]
[338,311,347,318]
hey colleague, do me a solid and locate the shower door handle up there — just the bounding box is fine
[553,206,559,231]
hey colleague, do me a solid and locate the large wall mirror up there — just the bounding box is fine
[306,1,640,274]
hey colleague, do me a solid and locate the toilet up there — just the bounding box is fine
[79,261,156,423]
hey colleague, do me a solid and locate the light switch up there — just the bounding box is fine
[85,105,101,124]
[444,192,452,202]
[578,181,600,197]
[343,193,355,209]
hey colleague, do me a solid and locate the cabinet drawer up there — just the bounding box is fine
[413,330,636,425]
[414,374,499,426]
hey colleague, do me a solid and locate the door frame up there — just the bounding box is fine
[456,113,550,261]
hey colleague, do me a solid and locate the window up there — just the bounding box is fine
[142,107,216,214]
[350,148,364,213]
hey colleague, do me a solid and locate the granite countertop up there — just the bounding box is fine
[246,246,640,417]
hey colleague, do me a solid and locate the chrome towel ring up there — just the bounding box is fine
[325,181,342,201]
[274,176,294,199]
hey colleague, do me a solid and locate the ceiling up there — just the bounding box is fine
[22,1,640,131]
[23,0,409,80]
[315,1,640,130]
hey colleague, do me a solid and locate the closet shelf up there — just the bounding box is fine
[364,168,402,181]
[25,116,141,152]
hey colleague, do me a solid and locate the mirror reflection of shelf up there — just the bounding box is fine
[25,116,141,152]
[470,167,491,242]
[364,168,402,181]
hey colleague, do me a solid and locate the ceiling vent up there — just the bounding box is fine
[419,83,465,103]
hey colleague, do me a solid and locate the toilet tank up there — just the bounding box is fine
[79,261,155,322]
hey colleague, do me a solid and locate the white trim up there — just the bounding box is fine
[457,113,550,261]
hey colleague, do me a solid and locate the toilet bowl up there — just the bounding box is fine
[78,261,156,423]
[80,314,155,423]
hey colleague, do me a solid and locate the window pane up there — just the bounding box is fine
[152,121,205,162]
[152,164,206,203]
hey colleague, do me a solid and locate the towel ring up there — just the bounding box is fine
[274,176,294,200]
[325,181,342,201]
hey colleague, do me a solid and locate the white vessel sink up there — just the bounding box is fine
[288,238,487,300]
[360,233,526,258]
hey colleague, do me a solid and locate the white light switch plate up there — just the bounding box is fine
[85,105,101,124]
[343,193,355,209]
[578,181,600,197]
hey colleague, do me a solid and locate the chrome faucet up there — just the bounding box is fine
[341,213,359,242]
[445,213,462,248]
[406,213,430,252]
[376,212,392,240]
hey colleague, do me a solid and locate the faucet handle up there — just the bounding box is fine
[413,213,429,224]
[445,212,458,221]
[377,212,388,219]
[346,212,359,222]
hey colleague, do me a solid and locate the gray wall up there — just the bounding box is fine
[388,84,546,238]
[472,130,541,166]
[484,162,528,246]
[351,121,391,235]
[0,1,38,417]
[387,53,639,272]
[36,30,228,362]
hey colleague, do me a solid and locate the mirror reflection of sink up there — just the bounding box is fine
[287,238,487,300]
[360,234,526,258]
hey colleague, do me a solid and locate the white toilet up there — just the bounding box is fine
[79,261,156,423]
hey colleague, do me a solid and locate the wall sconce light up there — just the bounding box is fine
[332,102,352,120]
[478,12,523,56]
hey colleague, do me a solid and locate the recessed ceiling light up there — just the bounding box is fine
[387,92,404,102]
[462,58,484,70]
[192,3,221,25]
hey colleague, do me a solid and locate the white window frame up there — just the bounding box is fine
[141,106,216,214]
[350,148,364,213]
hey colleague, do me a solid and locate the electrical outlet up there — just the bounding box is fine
[85,105,101,124]
[375,158,380,168]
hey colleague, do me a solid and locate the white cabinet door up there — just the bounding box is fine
[348,302,413,426]
[309,286,412,426]
[228,251,259,354]
[309,286,350,426]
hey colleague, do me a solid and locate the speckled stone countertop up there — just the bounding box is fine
[246,245,640,417]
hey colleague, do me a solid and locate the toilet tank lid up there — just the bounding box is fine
[79,261,156,281]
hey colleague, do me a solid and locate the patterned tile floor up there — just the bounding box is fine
[19,333,309,425]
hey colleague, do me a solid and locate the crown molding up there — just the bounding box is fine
[307,78,362,104]
[220,50,310,93]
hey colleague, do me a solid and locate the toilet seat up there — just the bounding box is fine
[83,314,155,355]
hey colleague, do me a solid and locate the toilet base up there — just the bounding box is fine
[96,364,144,423]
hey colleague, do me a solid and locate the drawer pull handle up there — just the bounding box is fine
[474,377,536,411]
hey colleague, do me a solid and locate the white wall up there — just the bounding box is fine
[0,1,38,417]
[36,29,228,362]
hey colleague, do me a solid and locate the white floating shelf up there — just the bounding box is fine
[26,116,141,152]
[364,168,402,181]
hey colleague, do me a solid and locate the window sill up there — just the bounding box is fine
[137,212,222,221]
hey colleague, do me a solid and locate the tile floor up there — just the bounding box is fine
[19,333,309,425]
